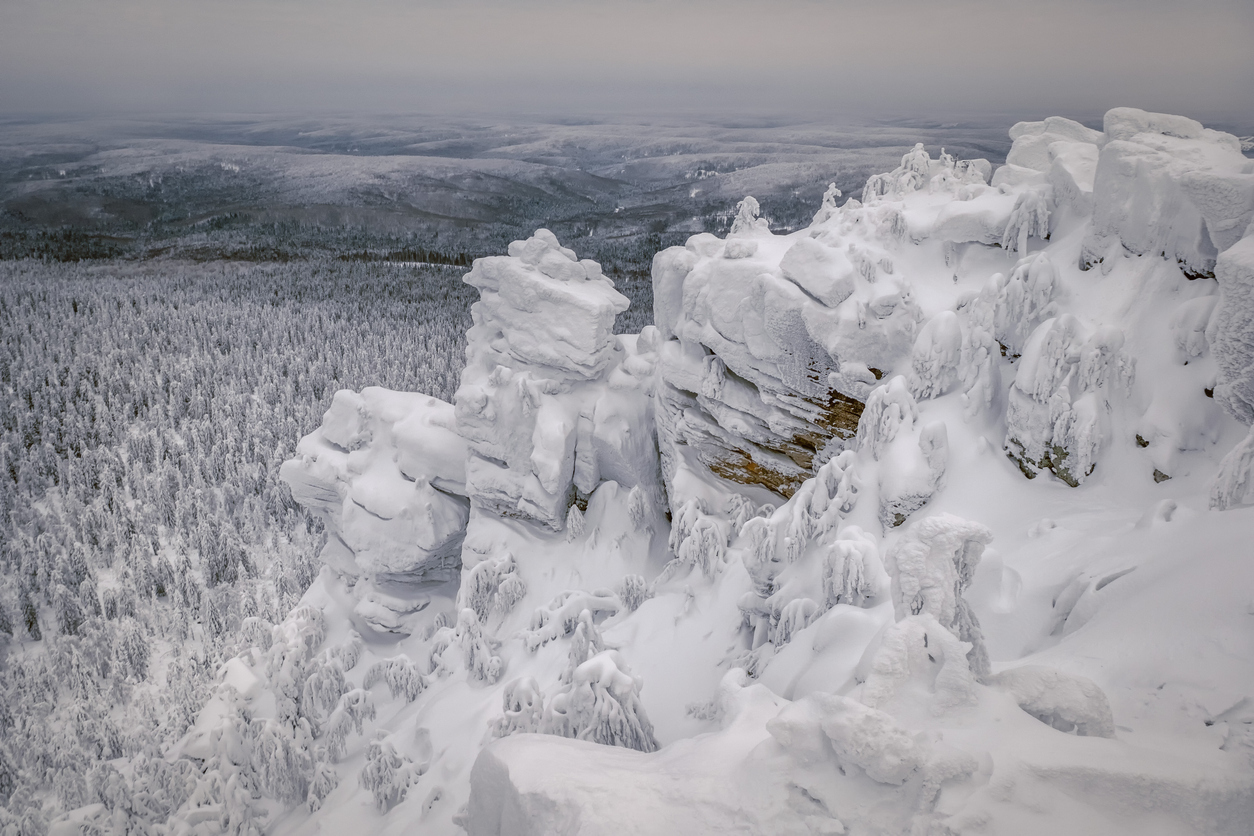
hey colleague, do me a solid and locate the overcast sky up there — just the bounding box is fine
[1,0,1251,123]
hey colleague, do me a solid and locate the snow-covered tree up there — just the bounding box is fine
[359,732,418,812]
[615,575,651,612]
[544,650,659,753]
[492,677,546,738]
[363,655,427,702]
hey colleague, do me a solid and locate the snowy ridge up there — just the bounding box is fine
[164,108,1254,836]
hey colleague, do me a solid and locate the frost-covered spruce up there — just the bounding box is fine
[616,574,652,612]
[1003,314,1133,486]
[544,649,659,753]
[627,484,651,530]
[521,590,622,650]
[493,677,546,738]
[822,526,880,609]
[459,553,527,622]
[857,377,948,526]
[457,608,503,683]
[363,655,428,702]
[885,514,993,678]
[323,688,376,761]
[359,732,418,812]
[300,657,347,731]
[306,753,338,813]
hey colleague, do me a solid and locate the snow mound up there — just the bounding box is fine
[988,664,1115,737]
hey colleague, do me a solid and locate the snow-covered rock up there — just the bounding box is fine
[456,230,656,530]
[281,389,470,632]
[1081,107,1254,276]
[988,664,1115,737]
[1211,424,1254,510]
[1005,117,1104,174]
[652,179,930,499]
[283,388,469,580]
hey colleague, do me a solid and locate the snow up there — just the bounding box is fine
[210,107,1254,835]
[1006,117,1104,173]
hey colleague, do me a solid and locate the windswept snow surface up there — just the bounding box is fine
[166,109,1254,836]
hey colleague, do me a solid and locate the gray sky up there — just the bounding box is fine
[2,0,1251,123]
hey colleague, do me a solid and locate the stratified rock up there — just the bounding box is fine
[653,187,922,500]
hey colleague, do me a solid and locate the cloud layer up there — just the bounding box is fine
[2,0,1251,122]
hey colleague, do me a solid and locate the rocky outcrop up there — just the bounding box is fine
[652,190,923,499]
[455,229,658,530]
[280,388,470,631]
[1080,108,1254,277]
[282,231,662,632]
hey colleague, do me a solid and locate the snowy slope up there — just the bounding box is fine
[157,108,1254,836]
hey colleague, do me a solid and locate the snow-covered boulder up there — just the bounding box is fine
[465,229,628,378]
[1003,117,1104,174]
[931,188,1020,246]
[988,665,1115,737]
[859,614,979,713]
[768,692,926,784]
[1080,108,1254,276]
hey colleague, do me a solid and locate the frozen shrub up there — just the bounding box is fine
[544,650,658,753]
[360,733,418,812]
[616,575,652,612]
[492,677,546,738]
[459,554,527,622]
[363,656,428,703]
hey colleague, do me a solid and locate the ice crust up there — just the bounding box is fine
[254,109,1254,836]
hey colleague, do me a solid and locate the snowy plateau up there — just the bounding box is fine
[75,108,1254,835]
